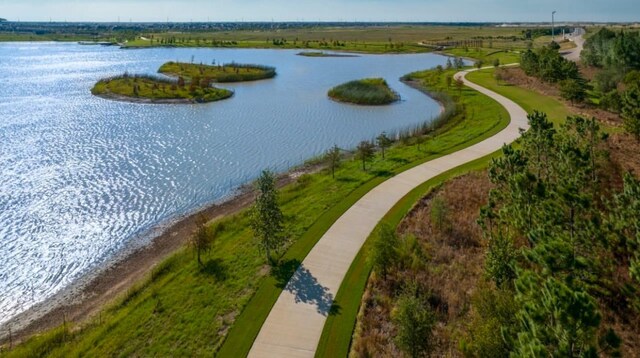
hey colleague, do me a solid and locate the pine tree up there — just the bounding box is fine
[622,85,640,140]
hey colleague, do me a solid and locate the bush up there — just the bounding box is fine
[393,292,435,358]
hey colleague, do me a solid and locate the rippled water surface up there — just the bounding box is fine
[0,42,449,324]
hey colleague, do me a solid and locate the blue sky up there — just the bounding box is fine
[1,0,638,22]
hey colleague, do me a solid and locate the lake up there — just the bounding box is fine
[0,42,450,324]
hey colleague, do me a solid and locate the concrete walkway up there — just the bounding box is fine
[562,28,586,62]
[247,68,530,358]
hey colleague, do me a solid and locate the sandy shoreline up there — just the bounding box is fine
[0,76,447,345]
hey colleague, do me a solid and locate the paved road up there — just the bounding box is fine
[247,67,530,358]
[562,27,586,62]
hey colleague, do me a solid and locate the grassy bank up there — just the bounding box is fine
[328,78,399,105]
[158,62,276,83]
[465,67,572,124]
[91,74,233,103]
[314,67,511,357]
[4,66,506,357]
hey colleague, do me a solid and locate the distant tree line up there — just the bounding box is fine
[582,28,640,71]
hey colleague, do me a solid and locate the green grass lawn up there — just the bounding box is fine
[443,47,522,65]
[466,68,572,125]
[91,74,233,103]
[158,62,276,83]
[328,78,399,105]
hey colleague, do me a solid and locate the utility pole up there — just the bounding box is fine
[552,11,557,42]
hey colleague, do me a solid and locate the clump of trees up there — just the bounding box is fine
[581,29,640,139]
[474,111,640,356]
[520,43,591,105]
[520,44,581,83]
[582,28,640,71]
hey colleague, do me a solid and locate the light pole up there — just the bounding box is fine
[552,11,557,42]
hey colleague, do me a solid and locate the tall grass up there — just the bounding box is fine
[328,78,400,105]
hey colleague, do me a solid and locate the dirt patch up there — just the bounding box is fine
[608,132,640,177]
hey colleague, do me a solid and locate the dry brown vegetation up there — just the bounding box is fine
[350,172,492,357]
[351,138,640,356]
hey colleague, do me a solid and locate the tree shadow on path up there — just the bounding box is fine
[273,260,335,316]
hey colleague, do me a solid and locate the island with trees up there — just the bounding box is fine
[158,62,276,83]
[328,78,400,105]
[92,61,276,103]
[91,73,234,104]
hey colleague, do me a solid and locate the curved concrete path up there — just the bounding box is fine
[248,68,530,358]
[562,27,586,62]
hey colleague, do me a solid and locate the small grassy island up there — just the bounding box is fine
[92,62,276,103]
[328,78,399,105]
[158,62,276,83]
[91,74,234,104]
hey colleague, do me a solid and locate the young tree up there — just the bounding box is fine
[430,196,448,231]
[445,74,453,88]
[250,170,284,264]
[356,140,375,170]
[560,78,587,104]
[368,223,398,278]
[190,215,214,267]
[376,132,392,159]
[393,292,436,358]
[622,85,640,140]
[454,77,465,96]
[454,57,465,69]
[493,58,501,69]
[324,145,341,179]
[446,57,453,70]
[475,60,484,70]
